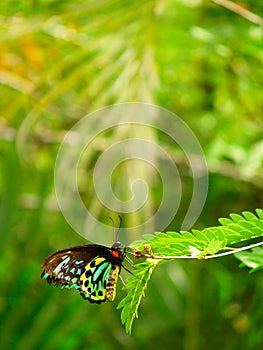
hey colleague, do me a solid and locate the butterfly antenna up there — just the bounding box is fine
[109,216,117,241]
[116,215,123,242]
[109,216,114,226]
[109,216,123,243]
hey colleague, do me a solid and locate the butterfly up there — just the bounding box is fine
[41,240,126,304]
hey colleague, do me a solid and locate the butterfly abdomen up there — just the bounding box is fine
[106,265,120,302]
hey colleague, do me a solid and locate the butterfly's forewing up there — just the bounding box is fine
[41,244,125,304]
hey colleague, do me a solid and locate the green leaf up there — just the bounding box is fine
[117,259,161,334]
[134,210,263,259]
[229,213,244,222]
[119,210,263,333]
[242,211,257,221]
[235,248,263,273]
[204,238,226,255]
[256,208,263,219]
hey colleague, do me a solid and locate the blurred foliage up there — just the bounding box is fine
[0,0,263,350]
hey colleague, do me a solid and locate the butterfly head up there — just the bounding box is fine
[110,240,126,261]
[111,240,122,249]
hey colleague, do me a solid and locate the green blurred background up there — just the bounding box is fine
[0,0,263,349]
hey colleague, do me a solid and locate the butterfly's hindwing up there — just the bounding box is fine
[79,257,111,302]
[41,243,125,304]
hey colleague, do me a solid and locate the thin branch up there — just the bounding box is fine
[212,0,263,27]
[135,240,263,261]
[205,241,263,259]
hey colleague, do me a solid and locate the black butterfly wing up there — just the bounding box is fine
[41,244,124,304]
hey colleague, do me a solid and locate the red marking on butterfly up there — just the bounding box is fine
[111,250,120,258]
